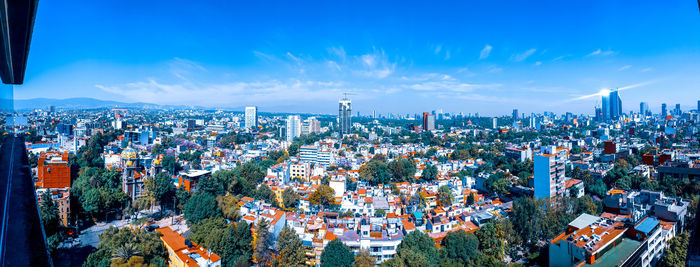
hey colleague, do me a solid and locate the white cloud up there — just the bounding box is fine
[97,79,345,106]
[618,65,631,71]
[511,49,536,62]
[169,57,207,80]
[327,60,342,71]
[404,74,500,93]
[534,61,542,66]
[587,49,617,57]
[354,49,396,79]
[253,51,276,61]
[327,47,347,61]
[479,44,492,59]
[434,44,442,54]
[640,67,653,72]
[488,66,503,73]
[286,52,302,63]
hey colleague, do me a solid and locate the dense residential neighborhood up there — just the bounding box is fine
[18,100,699,267]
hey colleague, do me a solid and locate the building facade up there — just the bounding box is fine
[286,115,301,142]
[339,98,352,136]
[245,106,257,130]
[36,151,71,188]
[533,146,567,199]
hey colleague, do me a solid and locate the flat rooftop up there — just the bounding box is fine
[583,238,641,267]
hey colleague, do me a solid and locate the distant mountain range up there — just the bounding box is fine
[13,97,188,110]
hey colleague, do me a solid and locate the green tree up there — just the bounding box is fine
[475,223,505,259]
[321,239,354,267]
[421,164,438,181]
[184,193,220,224]
[72,167,127,221]
[375,208,386,217]
[175,187,190,212]
[659,232,689,267]
[151,143,164,155]
[224,221,254,266]
[254,220,273,267]
[282,187,300,209]
[359,160,391,185]
[276,226,306,267]
[442,230,479,264]
[197,175,226,196]
[143,172,175,211]
[511,197,541,245]
[237,161,266,189]
[310,185,336,208]
[256,184,275,203]
[39,193,60,237]
[395,230,439,266]
[437,185,454,207]
[353,250,375,267]
[388,159,416,182]
[83,226,166,267]
[485,172,510,196]
[188,217,228,251]
[161,155,182,175]
[216,194,241,221]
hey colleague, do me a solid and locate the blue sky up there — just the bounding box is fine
[16,0,700,115]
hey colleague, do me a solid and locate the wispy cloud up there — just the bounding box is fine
[404,74,501,93]
[253,51,276,61]
[511,49,536,62]
[565,79,658,102]
[97,78,345,106]
[170,57,207,80]
[354,49,396,79]
[479,44,492,59]
[434,44,442,54]
[640,67,653,72]
[587,49,617,57]
[327,46,347,62]
[618,65,631,71]
[488,66,503,73]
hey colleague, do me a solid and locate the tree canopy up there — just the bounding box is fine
[320,239,354,267]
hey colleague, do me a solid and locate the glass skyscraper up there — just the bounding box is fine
[338,98,352,136]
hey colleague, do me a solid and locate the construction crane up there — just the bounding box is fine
[342,92,355,100]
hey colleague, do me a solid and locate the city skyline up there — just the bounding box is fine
[15,0,700,115]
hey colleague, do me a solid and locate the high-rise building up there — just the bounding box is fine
[600,89,622,120]
[534,146,567,199]
[338,98,352,136]
[674,103,681,115]
[640,102,649,116]
[245,106,257,130]
[661,103,667,118]
[285,115,301,142]
[422,112,435,131]
[601,94,610,119]
[512,109,519,120]
[492,117,498,129]
[697,100,699,112]
[301,117,321,135]
[609,89,622,119]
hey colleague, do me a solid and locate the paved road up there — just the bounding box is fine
[0,136,51,266]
